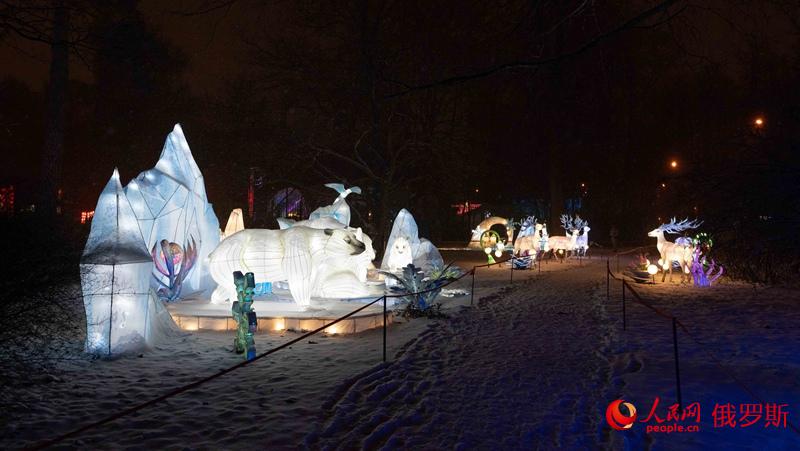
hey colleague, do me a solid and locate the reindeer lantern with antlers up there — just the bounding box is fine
[513,216,538,255]
[548,214,580,260]
[647,217,702,283]
[574,217,590,257]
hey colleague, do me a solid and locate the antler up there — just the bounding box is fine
[520,215,536,229]
[574,217,588,230]
[659,217,702,234]
[560,214,573,231]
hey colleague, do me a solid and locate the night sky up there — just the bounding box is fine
[2,0,799,244]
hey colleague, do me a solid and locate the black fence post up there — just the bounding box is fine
[622,281,627,331]
[382,296,387,363]
[510,256,514,285]
[470,269,476,306]
[606,259,610,301]
[672,317,683,410]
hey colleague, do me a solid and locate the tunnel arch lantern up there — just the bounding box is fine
[468,216,514,249]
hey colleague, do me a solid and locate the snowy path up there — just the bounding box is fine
[306,263,619,450]
[604,274,800,449]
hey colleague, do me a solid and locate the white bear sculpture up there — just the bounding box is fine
[208,227,371,308]
[277,217,375,278]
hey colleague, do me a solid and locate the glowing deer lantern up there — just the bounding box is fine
[513,216,538,255]
[647,217,702,283]
[574,218,591,257]
[548,214,580,259]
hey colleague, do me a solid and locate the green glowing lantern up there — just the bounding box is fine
[232,271,258,360]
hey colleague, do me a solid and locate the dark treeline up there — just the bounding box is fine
[2,0,799,282]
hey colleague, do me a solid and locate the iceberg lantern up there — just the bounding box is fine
[124,124,220,296]
[382,209,443,273]
[80,169,158,355]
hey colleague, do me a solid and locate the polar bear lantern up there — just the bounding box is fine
[208,226,371,308]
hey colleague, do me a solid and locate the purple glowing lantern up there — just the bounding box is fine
[151,236,197,301]
[690,247,724,287]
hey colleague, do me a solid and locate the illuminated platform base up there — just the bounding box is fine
[167,290,396,334]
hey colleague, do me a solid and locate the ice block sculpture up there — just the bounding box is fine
[382,209,443,274]
[124,124,220,295]
[81,170,163,355]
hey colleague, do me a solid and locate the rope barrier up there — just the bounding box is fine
[605,259,800,435]
[28,294,386,450]
[29,256,521,450]
[613,246,653,256]
[623,280,674,320]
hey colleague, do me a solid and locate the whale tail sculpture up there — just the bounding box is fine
[324,183,362,199]
[309,183,362,227]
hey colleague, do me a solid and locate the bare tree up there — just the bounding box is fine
[0,0,95,217]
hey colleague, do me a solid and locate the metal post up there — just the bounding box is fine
[382,296,387,362]
[622,281,627,331]
[471,269,475,306]
[672,317,682,410]
[108,263,115,356]
[606,259,610,301]
[510,256,514,285]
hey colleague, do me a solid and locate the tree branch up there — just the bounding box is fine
[385,0,684,98]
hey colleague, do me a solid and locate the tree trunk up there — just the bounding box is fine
[38,1,69,217]
[548,14,567,233]
[548,145,564,231]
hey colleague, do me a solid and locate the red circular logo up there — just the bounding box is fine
[606,399,637,430]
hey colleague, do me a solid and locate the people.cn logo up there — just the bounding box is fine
[606,400,637,430]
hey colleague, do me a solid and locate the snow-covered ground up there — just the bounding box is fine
[306,260,618,449]
[605,258,800,450]
[3,250,799,449]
